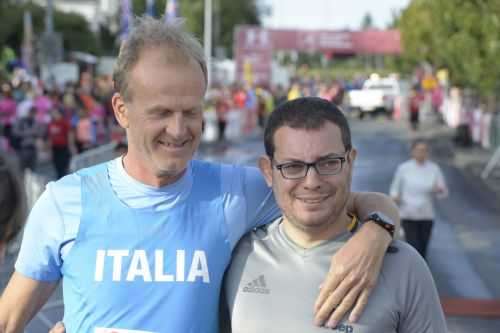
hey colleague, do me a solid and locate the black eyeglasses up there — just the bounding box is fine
[274,154,348,180]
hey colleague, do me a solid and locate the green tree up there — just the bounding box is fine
[360,12,374,30]
[0,1,99,56]
[131,0,261,57]
[396,0,500,98]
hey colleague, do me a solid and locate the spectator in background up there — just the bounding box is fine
[13,106,44,171]
[409,86,422,131]
[330,80,345,106]
[272,84,287,107]
[34,89,53,124]
[390,139,448,260]
[0,84,17,149]
[47,108,73,179]
[0,153,25,265]
[213,84,230,142]
[74,108,95,153]
[287,82,302,101]
[16,82,35,120]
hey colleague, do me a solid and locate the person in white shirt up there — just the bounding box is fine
[390,139,448,259]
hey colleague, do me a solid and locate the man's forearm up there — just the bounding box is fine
[0,272,58,333]
[349,191,400,237]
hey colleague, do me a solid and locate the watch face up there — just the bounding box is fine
[371,212,394,226]
[367,212,396,238]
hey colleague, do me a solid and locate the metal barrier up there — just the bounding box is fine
[69,142,118,172]
[482,113,500,179]
[23,169,49,210]
[481,146,500,179]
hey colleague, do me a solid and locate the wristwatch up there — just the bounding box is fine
[364,211,396,238]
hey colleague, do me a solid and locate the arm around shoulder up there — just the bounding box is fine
[0,272,59,333]
[349,191,400,234]
[314,191,400,327]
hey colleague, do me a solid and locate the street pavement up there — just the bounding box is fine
[2,113,500,332]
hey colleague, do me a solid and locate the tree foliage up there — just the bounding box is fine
[0,0,260,60]
[0,1,99,56]
[397,0,500,97]
[360,13,374,30]
[131,0,261,57]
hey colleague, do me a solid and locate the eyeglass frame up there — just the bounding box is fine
[272,152,350,180]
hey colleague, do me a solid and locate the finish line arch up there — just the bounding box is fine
[234,26,402,86]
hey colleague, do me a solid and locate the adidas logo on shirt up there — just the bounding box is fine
[242,275,270,294]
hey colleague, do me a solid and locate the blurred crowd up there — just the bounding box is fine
[206,75,355,142]
[0,69,120,179]
[0,65,375,180]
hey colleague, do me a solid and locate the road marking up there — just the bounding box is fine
[441,298,500,317]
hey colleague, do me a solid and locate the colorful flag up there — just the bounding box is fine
[119,0,133,43]
[146,0,155,17]
[165,0,178,23]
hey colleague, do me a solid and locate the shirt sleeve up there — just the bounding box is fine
[221,164,280,250]
[15,174,82,281]
[397,246,447,333]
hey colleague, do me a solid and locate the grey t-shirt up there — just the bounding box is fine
[223,218,447,333]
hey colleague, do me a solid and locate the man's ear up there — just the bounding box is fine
[258,155,273,187]
[347,148,357,166]
[112,92,129,129]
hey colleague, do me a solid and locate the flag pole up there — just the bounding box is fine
[203,0,212,88]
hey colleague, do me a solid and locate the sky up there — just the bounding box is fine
[261,0,412,30]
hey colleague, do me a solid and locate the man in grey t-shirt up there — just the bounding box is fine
[223,97,447,333]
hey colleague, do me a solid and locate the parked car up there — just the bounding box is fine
[347,76,400,118]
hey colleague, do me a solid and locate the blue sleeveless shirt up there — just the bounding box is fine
[61,160,232,332]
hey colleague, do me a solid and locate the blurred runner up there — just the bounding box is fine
[390,139,448,260]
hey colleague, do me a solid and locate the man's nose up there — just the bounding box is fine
[168,113,188,138]
[302,165,322,189]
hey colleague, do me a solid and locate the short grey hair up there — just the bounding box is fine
[113,15,207,102]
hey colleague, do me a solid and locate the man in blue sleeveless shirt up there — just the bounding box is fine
[0,17,398,333]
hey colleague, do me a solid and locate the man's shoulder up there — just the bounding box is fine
[194,159,257,173]
[44,171,82,207]
[47,160,113,208]
[234,218,281,250]
[193,160,260,188]
[383,240,427,272]
[192,159,255,175]
[74,160,110,177]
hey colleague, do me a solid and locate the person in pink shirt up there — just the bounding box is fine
[34,91,54,124]
[0,84,18,148]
